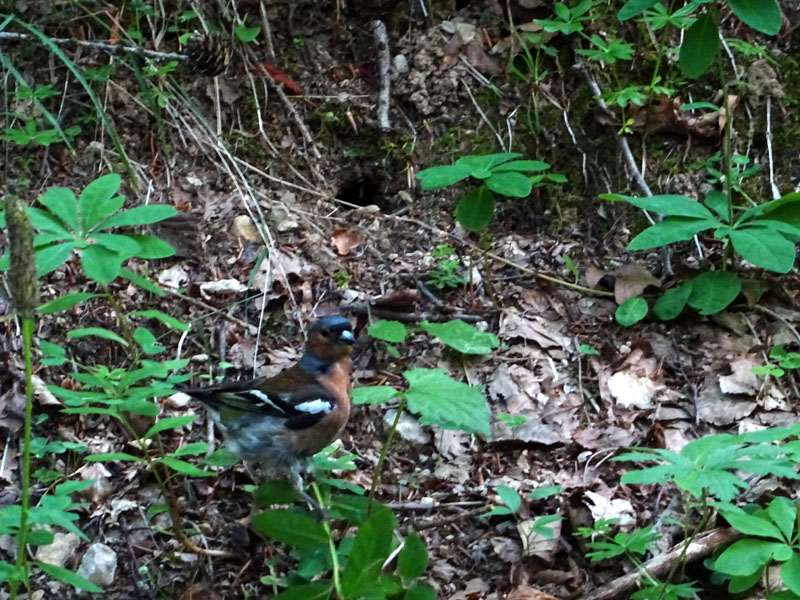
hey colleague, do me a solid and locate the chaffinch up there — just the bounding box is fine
[182,316,355,511]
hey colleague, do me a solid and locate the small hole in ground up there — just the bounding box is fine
[336,175,385,210]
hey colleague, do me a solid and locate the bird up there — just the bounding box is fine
[181,316,356,513]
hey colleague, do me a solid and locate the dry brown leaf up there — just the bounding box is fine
[331,229,360,255]
[507,586,563,600]
[613,263,660,304]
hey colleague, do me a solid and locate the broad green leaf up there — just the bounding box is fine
[767,497,796,541]
[781,552,800,596]
[715,539,788,576]
[404,583,437,600]
[169,442,210,457]
[132,309,189,331]
[35,232,73,245]
[271,583,331,600]
[38,187,78,231]
[81,244,124,282]
[727,0,781,35]
[717,504,784,540]
[159,457,213,477]
[680,12,720,78]
[341,504,396,598]
[120,267,165,296]
[485,171,532,198]
[253,480,303,507]
[492,159,550,172]
[687,271,741,315]
[38,292,97,314]
[615,296,648,326]
[252,509,328,549]
[397,532,428,581]
[125,234,176,259]
[235,23,261,43]
[351,386,400,404]
[416,165,471,190]
[119,398,160,416]
[613,194,716,219]
[653,283,692,320]
[35,242,75,275]
[729,228,796,273]
[85,452,145,462]
[704,189,729,220]
[404,368,490,436]
[456,185,495,231]
[94,204,177,231]
[496,485,522,513]
[143,415,198,440]
[92,233,141,256]
[78,173,123,232]
[30,495,86,539]
[134,327,165,354]
[26,206,72,235]
[748,219,800,242]
[39,340,66,366]
[628,217,716,250]
[531,485,561,501]
[28,530,55,546]
[68,327,127,345]
[617,0,659,20]
[728,568,763,594]
[419,319,499,354]
[368,320,408,343]
[36,561,104,593]
[329,494,371,525]
[455,153,521,177]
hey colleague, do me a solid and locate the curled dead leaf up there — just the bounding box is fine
[331,229,360,255]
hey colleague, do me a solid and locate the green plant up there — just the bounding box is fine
[426,257,466,289]
[602,192,800,322]
[416,153,564,231]
[752,346,800,378]
[483,484,562,540]
[0,173,177,283]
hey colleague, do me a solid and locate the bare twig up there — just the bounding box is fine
[343,303,486,323]
[371,20,391,131]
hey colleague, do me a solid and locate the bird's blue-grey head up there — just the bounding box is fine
[299,316,355,375]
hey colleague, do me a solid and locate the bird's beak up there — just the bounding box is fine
[340,330,356,345]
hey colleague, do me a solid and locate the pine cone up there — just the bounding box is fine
[185,31,230,77]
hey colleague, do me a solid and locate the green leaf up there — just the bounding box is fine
[729,228,796,273]
[341,504,397,598]
[125,234,176,259]
[235,23,261,42]
[120,398,159,416]
[781,552,800,596]
[717,504,784,540]
[120,267,165,296]
[78,173,123,232]
[133,327,165,354]
[368,320,408,343]
[617,0,660,20]
[416,165,471,190]
[491,159,550,173]
[92,233,141,256]
[36,561,104,593]
[158,457,213,477]
[715,539,788,576]
[680,12,720,78]
[81,244,124,282]
[531,485,561,500]
[704,189,729,220]
[35,242,75,275]
[271,582,331,600]
[95,205,177,231]
[397,532,428,581]
[767,496,796,541]
[628,217,716,250]
[329,494,371,524]
[351,386,400,404]
[68,327,128,346]
[455,186,495,231]
[485,171,533,198]
[419,319,499,354]
[169,442,210,457]
[131,309,190,331]
[687,271,741,315]
[615,296,648,326]
[38,187,79,231]
[404,368,490,435]
[39,340,66,366]
[38,292,97,314]
[253,480,303,507]
[30,494,86,539]
[252,509,329,549]
[455,153,521,176]
[727,0,781,35]
[143,416,197,440]
[653,282,692,321]
[404,583,437,600]
[85,452,146,462]
[615,194,717,219]
[26,206,72,235]
[496,485,522,513]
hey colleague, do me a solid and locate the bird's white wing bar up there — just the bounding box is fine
[246,390,288,413]
[294,399,333,414]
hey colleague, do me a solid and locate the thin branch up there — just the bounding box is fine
[0,31,188,62]
[371,20,391,131]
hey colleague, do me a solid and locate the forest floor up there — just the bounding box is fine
[1,1,800,599]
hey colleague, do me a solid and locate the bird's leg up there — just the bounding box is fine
[291,470,327,519]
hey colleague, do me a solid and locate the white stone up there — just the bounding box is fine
[35,532,80,567]
[77,543,118,588]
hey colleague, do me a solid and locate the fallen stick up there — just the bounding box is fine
[371,20,391,130]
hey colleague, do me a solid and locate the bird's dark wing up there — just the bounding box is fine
[181,367,336,430]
